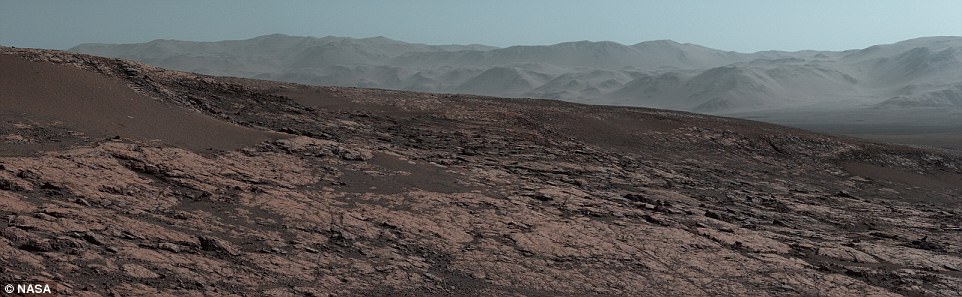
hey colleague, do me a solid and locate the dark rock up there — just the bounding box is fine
[198,236,241,256]
[19,239,53,253]
[16,170,39,179]
[906,236,944,252]
[641,215,667,226]
[705,210,723,220]
[624,193,653,204]
[81,232,105,246]
[120,231,144,240]
[869,231,899,239]
[531,193,553,202]
[0,178,24,191]
[835,191,855,198]
[330,230,357,242]
[51,237,86,254]
[33,212,57,221]
[74,198,92,207]
[98,185,125,195]
[333,147,373,161]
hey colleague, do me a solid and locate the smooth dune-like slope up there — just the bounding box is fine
[0,55,279,153]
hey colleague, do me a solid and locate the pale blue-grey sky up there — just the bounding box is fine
[1,0,959,52]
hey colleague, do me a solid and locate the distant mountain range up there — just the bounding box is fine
[70,34,962,114]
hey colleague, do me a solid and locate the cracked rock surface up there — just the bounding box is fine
[1,47,961,296]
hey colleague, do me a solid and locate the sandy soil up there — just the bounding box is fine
[0,55,280,154]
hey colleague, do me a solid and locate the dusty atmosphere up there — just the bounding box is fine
[1,47,961,296]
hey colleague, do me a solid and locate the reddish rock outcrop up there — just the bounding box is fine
[1,47,960,296]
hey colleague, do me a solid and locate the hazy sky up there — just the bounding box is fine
[1,0,959,52]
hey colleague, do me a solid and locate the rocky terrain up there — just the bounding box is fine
[2,47,962,296]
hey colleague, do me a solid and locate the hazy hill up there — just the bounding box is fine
[70,34,962,115]
[71,34,496,77]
